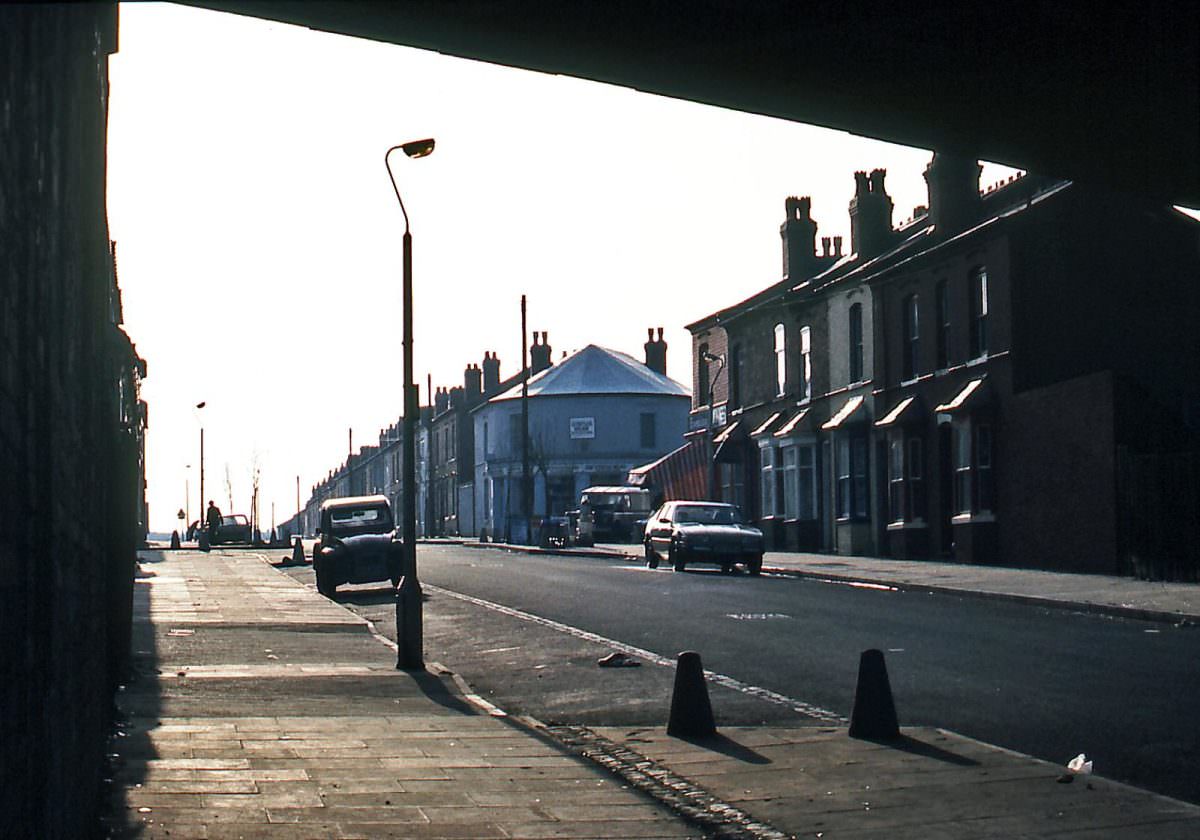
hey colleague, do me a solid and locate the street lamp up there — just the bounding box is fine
[385,137,435,670]
[701,351,726,500]
[194,401,207,535]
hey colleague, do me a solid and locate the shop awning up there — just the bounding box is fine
[874,395,919,428]
[751,412,783,437]
[774,408,811,437]
[627,439,709,500]
[935,377,987,413]
[820,394,866,430]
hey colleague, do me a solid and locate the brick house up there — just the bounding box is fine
[688,153,1200,574]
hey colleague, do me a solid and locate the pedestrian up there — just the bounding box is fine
[206,500,222,542]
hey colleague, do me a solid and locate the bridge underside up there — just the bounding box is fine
[187,1,1199,208]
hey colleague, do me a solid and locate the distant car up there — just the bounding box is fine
[573,486,654,545]
[313,495,402,597]
[212,514,252,545]
[643,501,764,575]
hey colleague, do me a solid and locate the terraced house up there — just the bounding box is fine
[688,153,1200,574]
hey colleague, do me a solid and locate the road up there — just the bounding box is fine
[279,543,1200,804]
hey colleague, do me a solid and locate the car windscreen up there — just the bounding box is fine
[221,515,248,526]
[328,506,393,534]
[583,492,651,511]
[673,505,741,525]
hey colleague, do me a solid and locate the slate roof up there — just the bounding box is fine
[487,344,690,403]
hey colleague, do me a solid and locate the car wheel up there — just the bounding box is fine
[315,565,336,597]
[747,553,763,576]
[645,541,659,569]
[670,543,686,572]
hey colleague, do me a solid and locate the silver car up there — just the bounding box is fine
[643,501,764,575]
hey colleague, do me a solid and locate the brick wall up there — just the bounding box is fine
[0,5,144,838]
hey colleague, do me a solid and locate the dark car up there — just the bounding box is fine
[212,514,252,545]
[313,495,402,596]
[643,501,764,575]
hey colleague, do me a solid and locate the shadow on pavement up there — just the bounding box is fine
[405,667,479,716]
[678,732,772,765]
[336,587,432,607]
[862,732,981,766]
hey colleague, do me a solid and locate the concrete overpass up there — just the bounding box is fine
[188,1,1199,208]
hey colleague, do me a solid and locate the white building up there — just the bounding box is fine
[472,343,690,540]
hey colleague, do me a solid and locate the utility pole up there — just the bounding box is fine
[521,294,532,544]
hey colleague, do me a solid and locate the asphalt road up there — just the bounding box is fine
[280,543,1200,804]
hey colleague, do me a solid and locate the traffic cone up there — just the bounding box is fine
[848,648,899,740]
[667,651,716,737]
[291,536,305,566]
[170,530,181,549]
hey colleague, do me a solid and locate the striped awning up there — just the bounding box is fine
[627,440,709,501]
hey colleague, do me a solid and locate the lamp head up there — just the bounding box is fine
[196,401,206,409]
[401,138,435,159]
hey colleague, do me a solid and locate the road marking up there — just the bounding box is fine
[426,583,846,725]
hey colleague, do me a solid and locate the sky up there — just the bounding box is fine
[109,3,1025,534]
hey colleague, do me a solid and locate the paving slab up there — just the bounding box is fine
[594,724,1200,838]
[105,549,696,839]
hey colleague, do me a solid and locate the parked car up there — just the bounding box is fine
[573,486,654,545]
[643,501,764,575]
[211,514,252,545]
[313,495,402,597]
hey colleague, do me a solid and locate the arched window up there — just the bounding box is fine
[969,266,989,359]
[902,293,920,380]
[774,323,786,396]
[849,302,864,382]
[798,325,811,402]
[935,279,950,368]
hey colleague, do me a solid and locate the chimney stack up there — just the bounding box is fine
[434,387,450,415]
[834,235,843,257]
[464,363,482,403]
[530,331,553,375]
[482,352,500,394]
[848,169,894,259]
[923,152,982,233]
[780,196,819,281]
[644,327,668,375]
[821,236,831,258]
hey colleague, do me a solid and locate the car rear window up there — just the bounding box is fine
[329,506,392,532]
[674,505,741,525]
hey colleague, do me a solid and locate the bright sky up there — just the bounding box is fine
[109,3,1022,534]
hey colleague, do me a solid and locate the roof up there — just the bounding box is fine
[488,344,689,402]
[320,494,390,511]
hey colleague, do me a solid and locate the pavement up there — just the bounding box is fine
[111,545,1200,838]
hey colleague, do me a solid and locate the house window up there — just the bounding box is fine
[953,420,994,515]
[798,325,812,402]
[903,293,920,380]
[640,412,656,449]
[483,421,488,457]
[698,342,710,405]
[888,438,904,523]
[730,344,743,409]
[849,302,864,383]
[797,445,817,520]
[976,424,993,512]
[936,279,950,369]
[902,436,921,520]
[774,323,787,396]
[760,446,776,517]
[836,435,868,520]
[509,413,522,451]
[889,433,925,524]
[969,266,989,359]
[780,445,798,519]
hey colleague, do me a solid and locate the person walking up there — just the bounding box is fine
[205,500,223,543]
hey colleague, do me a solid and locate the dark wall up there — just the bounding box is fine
[1003,370,1118,573]
[0,5,138,838]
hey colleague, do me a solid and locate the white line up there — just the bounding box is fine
[426,583,847,725]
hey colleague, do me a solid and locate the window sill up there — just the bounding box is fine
[952,512,996,525]
[886,520,928,531]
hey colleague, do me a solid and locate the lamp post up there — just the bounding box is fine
[185,463,192,536]
[702,352,726,500]
[194,401,207,528]
[385,137,435,671]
